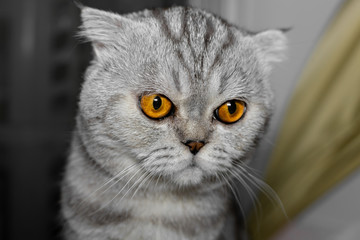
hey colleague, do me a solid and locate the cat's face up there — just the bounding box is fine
[77,7,286,187]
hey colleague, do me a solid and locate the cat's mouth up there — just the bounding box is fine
[173,165,204,186]
[188,156,198,168]
[170,154,211,186]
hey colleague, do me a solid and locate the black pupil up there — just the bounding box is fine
[227,101,237,114]
[153,96,162,110]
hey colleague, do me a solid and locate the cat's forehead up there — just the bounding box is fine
[151,7,243,74]
[139,8,261,97]
[155,7,234,41]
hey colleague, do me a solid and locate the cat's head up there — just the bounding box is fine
[77,6,287,187]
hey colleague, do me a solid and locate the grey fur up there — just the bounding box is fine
[61,6,287,240]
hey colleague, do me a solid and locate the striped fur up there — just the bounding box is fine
[62,6,287,240]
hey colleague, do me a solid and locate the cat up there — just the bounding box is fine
[61,4,287,240]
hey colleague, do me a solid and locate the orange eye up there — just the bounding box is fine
[215,100,246,124]
[140,94,173,119]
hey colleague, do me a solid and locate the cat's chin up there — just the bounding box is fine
[172,166,204,186]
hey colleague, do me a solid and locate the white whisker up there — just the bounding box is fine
[119,171,149,202]
[89,167,143,216]
[129,171,153,200]
[236,165,288,220]
[78,163,138,206]
[228,168,262,225]
[218,171,247,228]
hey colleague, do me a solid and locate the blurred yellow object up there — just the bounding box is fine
[247,0,360,239]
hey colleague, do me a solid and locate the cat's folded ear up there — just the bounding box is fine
[78,7,141,59]
[253,29,288,64]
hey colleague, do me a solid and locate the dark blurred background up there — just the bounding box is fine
[0,0,187,239]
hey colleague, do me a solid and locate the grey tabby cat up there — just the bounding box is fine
[61,5,287,240]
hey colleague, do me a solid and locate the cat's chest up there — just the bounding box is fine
[125,191,227,220]
[115,194,230,240]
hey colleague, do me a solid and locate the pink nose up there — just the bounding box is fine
[185,141,205,155]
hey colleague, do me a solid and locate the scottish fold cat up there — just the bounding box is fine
[61,5,287,240]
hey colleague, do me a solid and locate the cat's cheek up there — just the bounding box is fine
[102,95,171,151]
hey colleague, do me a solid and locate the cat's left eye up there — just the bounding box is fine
[214,100,246,124]
[140,94,173,119]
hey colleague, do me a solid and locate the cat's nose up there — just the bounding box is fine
[184,140,205,155]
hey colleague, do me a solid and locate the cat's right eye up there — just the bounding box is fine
[140,94,173,119]
[214,100,246,124]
